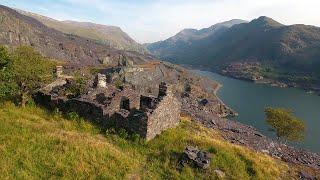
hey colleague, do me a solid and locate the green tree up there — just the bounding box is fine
[0,46,17,102]
[265,107,305,142]
[0,46,10,69]
[9,46,55,106]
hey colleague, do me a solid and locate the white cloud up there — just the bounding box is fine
[71,0,320,43]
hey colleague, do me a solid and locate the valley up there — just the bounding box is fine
[0,3,319,179]
[147,17,320,94]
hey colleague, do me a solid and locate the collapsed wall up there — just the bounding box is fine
[113,83,181,140]
[34,75,181,141]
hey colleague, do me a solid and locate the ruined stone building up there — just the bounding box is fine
[34,67,181,141]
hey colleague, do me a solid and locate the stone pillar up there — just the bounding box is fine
[158,82,167,99]
[97,73,107,88]
[56,66,63,78]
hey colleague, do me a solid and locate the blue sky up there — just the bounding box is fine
[1,0,319,43]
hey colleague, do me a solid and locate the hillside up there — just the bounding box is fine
[0,103,297,179]
[17,9,148,54]
[146,19,247,60]
[0,5,152,66]
[147,16,320,91]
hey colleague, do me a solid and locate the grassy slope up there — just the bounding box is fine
[0,103,290,179]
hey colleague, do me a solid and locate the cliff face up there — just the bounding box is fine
[0,5,152,66]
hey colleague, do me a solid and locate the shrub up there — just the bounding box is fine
[105,128,116,136]
[0,46,55,106]
[131,133,143,144]
[26,99,36,107]
[64,73,87,97]
[118,128,129,139]
[114,79,123,89]
[0,46,10,69]
[208,147,217,154]
[265,107,305,142]
[66,112,80,121]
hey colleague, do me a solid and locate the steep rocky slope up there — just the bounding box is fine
[0,5,152,66]
[18,9,148,54]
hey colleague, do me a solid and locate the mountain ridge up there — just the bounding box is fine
[145,19,247,60]
[16,9,148,54]
[146,16,320,91]
[0,5,153,66]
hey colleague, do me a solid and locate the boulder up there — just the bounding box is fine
[214,169,226,178]
[183,146,212,169]
[199,99,209,106]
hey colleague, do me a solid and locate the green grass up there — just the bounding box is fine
[0,103,290,179]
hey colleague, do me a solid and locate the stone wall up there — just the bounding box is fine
[112,110,149,138]
[34,92,108,125]
[145,86,181,140]
[34,80,181,141]
[63,99,106,124]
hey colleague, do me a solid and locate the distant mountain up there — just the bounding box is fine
[17,9,148,54]
[0,5,153,66]
[146,16,320,90]
[146,19,247,60]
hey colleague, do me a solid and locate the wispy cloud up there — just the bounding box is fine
[1,0,319,43]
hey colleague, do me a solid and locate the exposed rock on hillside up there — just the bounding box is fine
[182,146,212,169]
[0,5,153,66]
[17,9,148,54]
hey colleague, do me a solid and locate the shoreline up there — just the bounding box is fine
[183,66,320,169]
[213,83,239,117]
[182,64,320,96]
[222,73,320,96]
[188,68,238,118]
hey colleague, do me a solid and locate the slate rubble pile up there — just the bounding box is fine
[181,96,320,170]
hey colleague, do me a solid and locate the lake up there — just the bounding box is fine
[193,70,320,153]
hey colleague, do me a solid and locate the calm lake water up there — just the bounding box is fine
[193,70,320,153]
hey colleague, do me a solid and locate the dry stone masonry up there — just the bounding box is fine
[97,73,107,88]
[34,72,181,141]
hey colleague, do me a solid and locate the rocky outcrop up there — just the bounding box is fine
[182,146,212,169]
[17,9,148,54]
[0,5,153,66]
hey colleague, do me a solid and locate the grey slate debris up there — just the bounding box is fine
[298,171,316,180]
[183,146,212,169]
